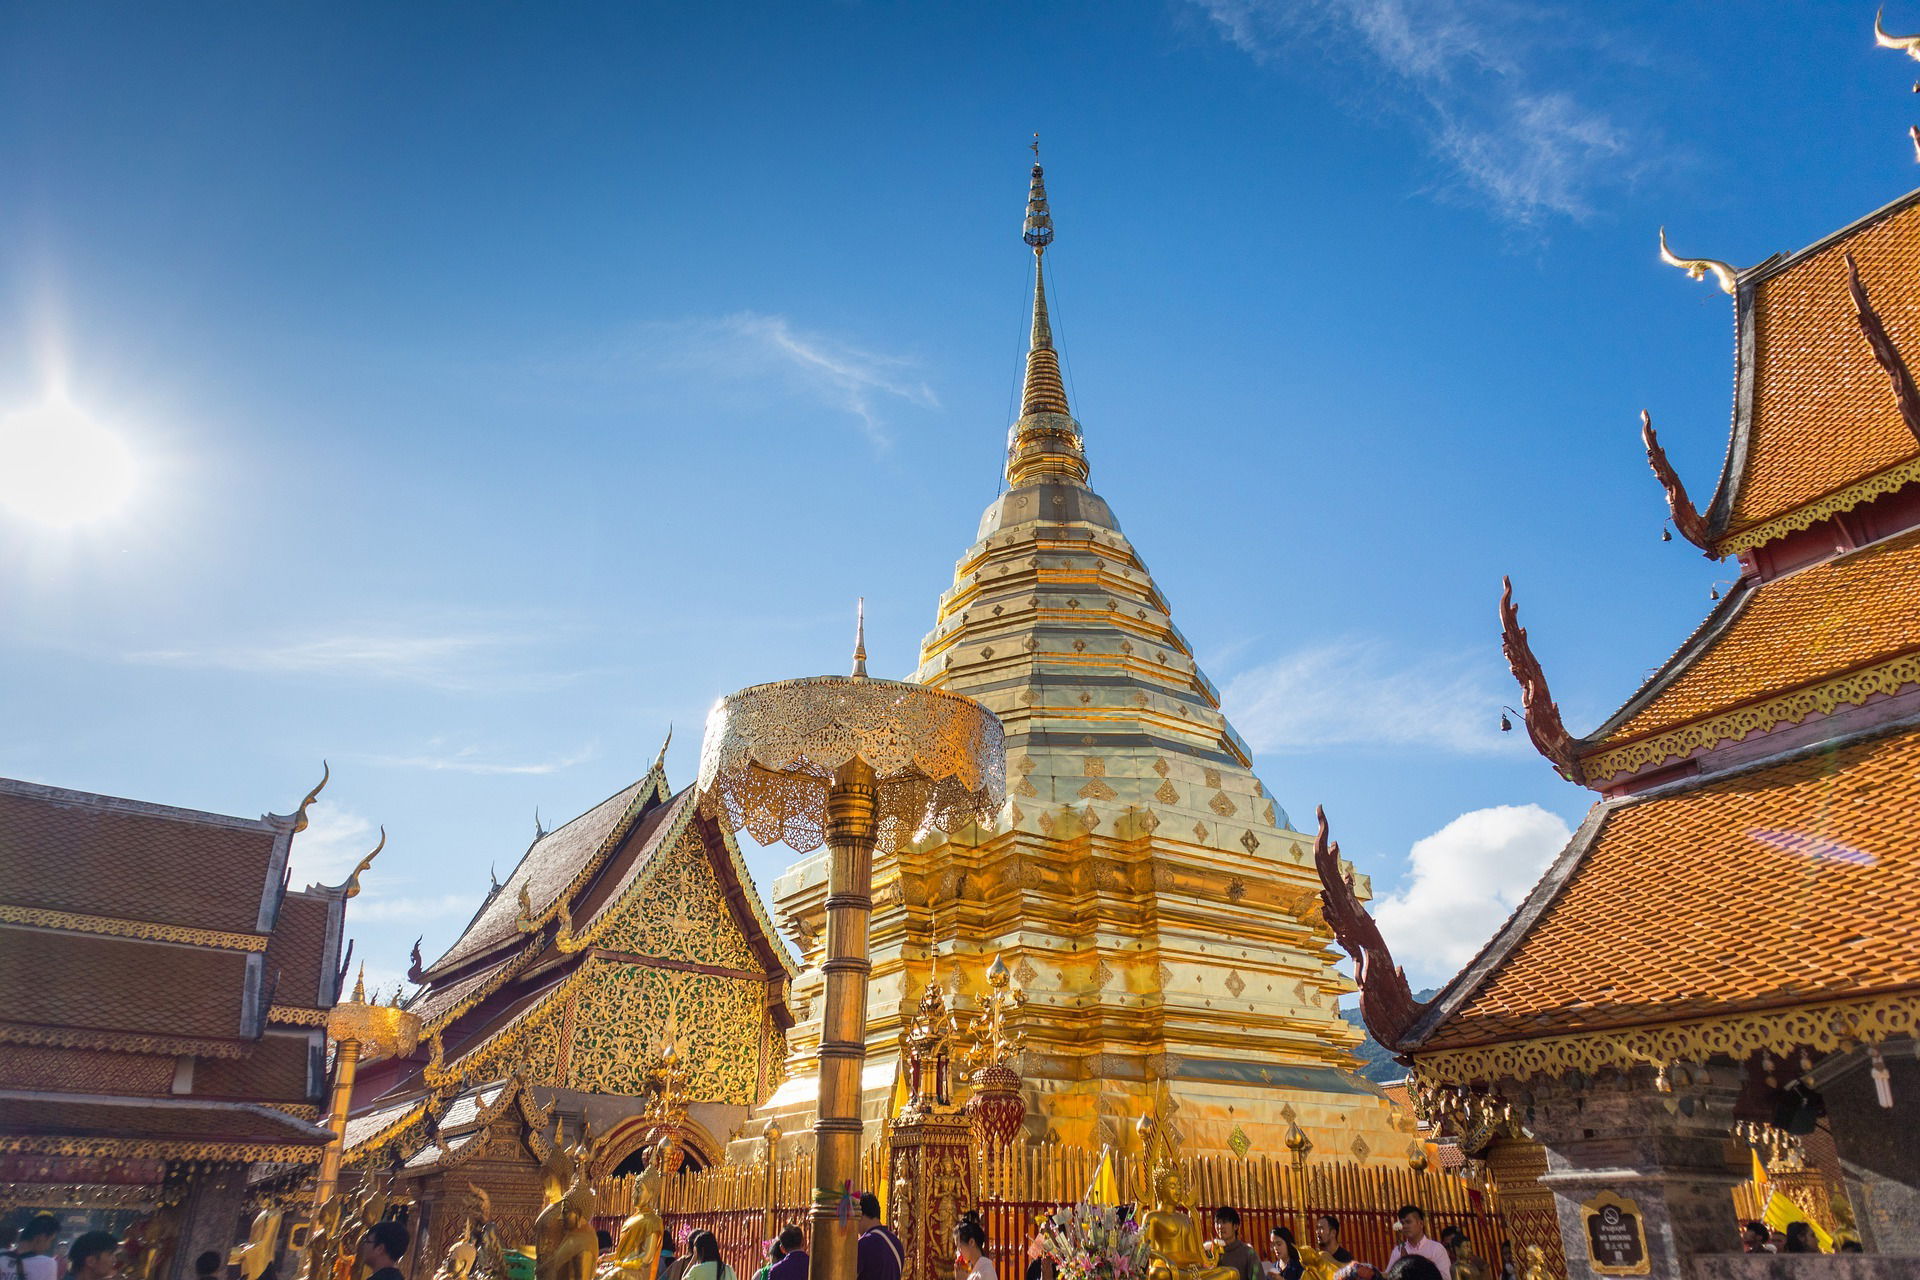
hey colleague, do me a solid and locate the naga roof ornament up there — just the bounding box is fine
[1640,410,1713,552]
[1499,577,1585,784]
[1311,806,1426,1049]
[1658,226,1739,295]
[1845,251,1920,445]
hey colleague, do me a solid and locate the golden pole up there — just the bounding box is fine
[812,757,878,1280]
[313,1037,362,1210]
[762,1120,784,1243]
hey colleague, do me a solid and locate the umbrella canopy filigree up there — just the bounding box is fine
[696,674,1005,852]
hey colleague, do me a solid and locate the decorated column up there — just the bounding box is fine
[888,984,974,1280]
[697,610,1004,1280]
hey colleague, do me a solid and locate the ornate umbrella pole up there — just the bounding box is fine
[698,604,1004,1280]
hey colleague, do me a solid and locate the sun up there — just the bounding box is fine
[0,401,137,528]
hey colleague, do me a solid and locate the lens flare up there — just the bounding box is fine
[0,401,137,528]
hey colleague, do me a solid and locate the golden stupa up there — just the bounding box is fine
[744,158,1408,1163]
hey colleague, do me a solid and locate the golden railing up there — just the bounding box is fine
[602,1144,1506,1278]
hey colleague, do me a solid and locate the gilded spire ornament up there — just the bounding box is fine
[1658,227,1739,295]
[1007,149,1090,489]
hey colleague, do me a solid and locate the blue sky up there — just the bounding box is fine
[2,1,1913,994]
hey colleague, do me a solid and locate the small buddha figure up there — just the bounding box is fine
[1140,1162,1239,1280]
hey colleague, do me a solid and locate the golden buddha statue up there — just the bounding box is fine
[1140,1162,1239,1280]
[535,1130,602,1280]
[597,1137,672,1280]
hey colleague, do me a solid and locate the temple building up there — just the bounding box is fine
[1323,180,1920,1272]
[0,774,350,1280]
[340,747,794,1265]
[751,162,1409,1164]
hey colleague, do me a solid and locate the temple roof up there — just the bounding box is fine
[1578,523,1920,783]
[0,1091,333,1158]
[0,777,286,935]
[424,770,669,978]
[1409,718,1920,1053]
[1708,187,1920,555]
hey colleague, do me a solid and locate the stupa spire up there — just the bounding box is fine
[1007,142,1090,489]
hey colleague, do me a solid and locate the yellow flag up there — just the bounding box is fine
[1762,1191,1833,1252]
[1083,1146,1120,1205]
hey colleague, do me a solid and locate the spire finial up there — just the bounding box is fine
[1007,151,1088,489]
[350,964,367,1005]
[851,598,868,678]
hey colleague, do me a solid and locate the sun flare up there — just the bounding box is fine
[0,401,137,528]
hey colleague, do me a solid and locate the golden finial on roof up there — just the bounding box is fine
[331,826,384,899]
[292,761,330,833]
[1875,6,1920,58]
[851,597,868,678]
[652,723,673,775]
[350,964,367,1005]
[1658,227,1739,295]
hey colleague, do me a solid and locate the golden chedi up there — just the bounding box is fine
[750,156,1406,1162]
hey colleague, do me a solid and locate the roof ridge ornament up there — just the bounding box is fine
[292,761,330,834]
[328,826,384,900]
[1499,577,1586,784]
[1845,251,1920,445]
[1658,226,1739,295]
[1640,410,1714,552]
[1312,806,1426,1049]
[852,598,868,678]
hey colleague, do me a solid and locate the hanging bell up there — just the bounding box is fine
[1661,527,1673,542]
[1710,586,1721,600]
[1500,713,1513,733]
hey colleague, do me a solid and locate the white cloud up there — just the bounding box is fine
[1223,639,1514,754]
[557,312,939,446]
[359,741,596,776]
[126,629,567,691]
[1192,0,1634,224]
[1372,803,1571,985]
[287,804,381,889]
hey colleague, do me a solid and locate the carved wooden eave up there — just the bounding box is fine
[1498,578,1586,785]
[1310,806,1426,1049]
[1640,410,1714,552]
[1846,251,1920,446]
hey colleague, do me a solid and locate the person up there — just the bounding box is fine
[1384,1261,1444,1280]
[954,1216,995,1280]
[1021,1256,1055,1280]
[1385,1209,1448,1280]
[66,1235,117,1280]
[656,1239,679,1280]
[1739,1222,1772,1254]
[1,1226,22,1280]
[766,1227,807,1280]
[598,1234,616,1258]
[194,1253,222,1280]
[750,1238,781,1280]
[683,1233,734,1280]
[1839,1239,1864,1254]
[1782,1222,1820,1254]
[358,1221,411,1280]
[1313,1218,1352,1269]
[1261,1227,1300,1280]
[1208,1208,1259,1280]
[1437,1230,1486,1280]
[17,1216,59,1280]
[855,1195,903,1280]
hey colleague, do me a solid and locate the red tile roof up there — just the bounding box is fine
[265,893,335,1010]
[425,774,663,977]
[1416,723,1920,1051]
[192,1032,317,1104]
[0,780,281,934]
[0,928,254,1042]
[0,1092,332,1152]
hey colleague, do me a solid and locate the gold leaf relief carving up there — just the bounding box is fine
[1154,779,1180,805]
[1077,778,1117,801]
[1209,791,1237,817]
[1203,768,1222,788]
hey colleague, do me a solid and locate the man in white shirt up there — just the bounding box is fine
[16,1217,59,1280]
[1386,1207,1450,1279]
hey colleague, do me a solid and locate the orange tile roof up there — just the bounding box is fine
[265,893,335,1010]
[1721,194,1920,541]
[1590,525,1920,748]
[192,1032,315,1104]
[1420,723,1920,1051]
